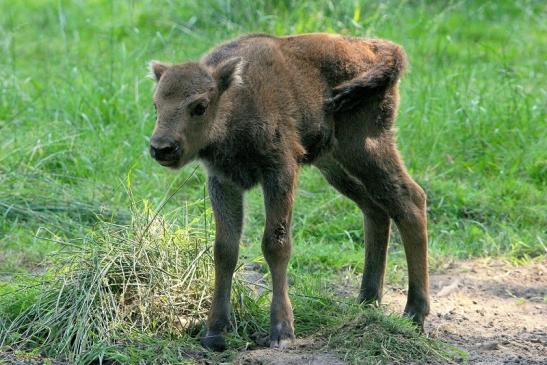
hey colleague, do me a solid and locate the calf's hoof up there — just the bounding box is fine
[270,321,295,349]
[404,304,429,333]
[200,333,226,352]
[357,292,382,306]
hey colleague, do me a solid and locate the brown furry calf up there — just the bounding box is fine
[149,33,429,351]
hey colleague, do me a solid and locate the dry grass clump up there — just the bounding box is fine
[0,204,218,361]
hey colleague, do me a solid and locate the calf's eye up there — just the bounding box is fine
[191,103,207,117]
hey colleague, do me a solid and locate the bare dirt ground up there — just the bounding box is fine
[235,258,547,365]
[234,338,345,365]
[413,258,547,365]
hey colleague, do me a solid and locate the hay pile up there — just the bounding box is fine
[1,207,219,359]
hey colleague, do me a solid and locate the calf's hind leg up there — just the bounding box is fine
[334,129,430,330]
[315,156,391,305]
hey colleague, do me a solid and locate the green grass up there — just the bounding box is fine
[0,0,545,363]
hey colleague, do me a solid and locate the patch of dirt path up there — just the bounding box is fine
[233,338,345,365]
[235,258,546,365]
[385,258,547,365]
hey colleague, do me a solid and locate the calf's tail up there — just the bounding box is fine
[327,42,407,113]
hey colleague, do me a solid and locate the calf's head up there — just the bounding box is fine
[148,58,243,168]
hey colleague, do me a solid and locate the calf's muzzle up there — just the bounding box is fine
[150,136,182,165]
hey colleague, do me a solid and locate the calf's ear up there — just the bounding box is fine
[148,61,170,82]
[213,57,245,94]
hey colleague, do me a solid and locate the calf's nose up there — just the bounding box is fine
[150,137,181,161]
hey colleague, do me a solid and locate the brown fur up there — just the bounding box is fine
[149,33,430,351]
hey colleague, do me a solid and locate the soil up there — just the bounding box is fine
[233,338,345,365]
[234,258,547,365]
[411,258,547,365]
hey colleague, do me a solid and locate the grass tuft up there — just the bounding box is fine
[1,203,217,362]
[328,307,466,364]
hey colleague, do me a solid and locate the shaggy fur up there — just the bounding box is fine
[149,33,430,351]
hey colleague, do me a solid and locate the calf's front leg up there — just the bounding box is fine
[261,166,298,349]
[201,176,243,351]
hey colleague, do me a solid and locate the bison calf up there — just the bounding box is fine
[149,33,430,351]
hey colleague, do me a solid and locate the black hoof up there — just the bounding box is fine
[200,333,226,352]
[270,321,295,349]
[404,308,427,333]
[357,293,382,306]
